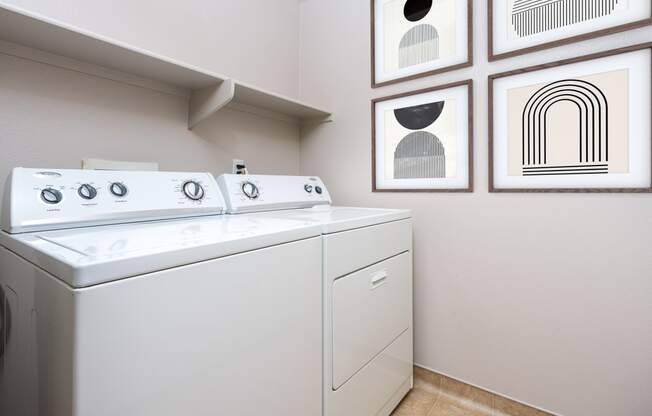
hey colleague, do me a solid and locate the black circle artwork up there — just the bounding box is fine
[394,101,445,130]
[403,0,433,22]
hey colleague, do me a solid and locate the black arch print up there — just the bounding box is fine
[541,96,586,163]
[521,79,609,175]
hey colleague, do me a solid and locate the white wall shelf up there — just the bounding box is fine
[0,3,331,129]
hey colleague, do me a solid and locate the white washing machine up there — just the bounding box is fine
[0,168,324,416]
[217,174,414,416]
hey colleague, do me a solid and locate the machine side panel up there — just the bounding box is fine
[0,247,76,416]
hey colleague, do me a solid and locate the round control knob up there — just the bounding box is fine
[41,188,63,205]
[241,181,259,199]
[304,184,313,193]
[78,184,98,200]
[109,182,128,198]
[315,186,323,195]
[182,181,205,201]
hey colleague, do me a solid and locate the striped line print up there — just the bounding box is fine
[399,24,439,68]
[512,0,620,37]
[394,131,446,178]
[522,164,609,175]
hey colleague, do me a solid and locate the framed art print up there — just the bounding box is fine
[371,0,472,87]
[372,80,473,192]
[489,43,652,193]
[489,0,652,61]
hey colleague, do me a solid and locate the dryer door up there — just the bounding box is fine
[331,251,412,389]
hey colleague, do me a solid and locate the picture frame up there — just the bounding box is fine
[372,79,473,192]
[371,0,473,88]
[488,0,652,61]
[489,43,652,193]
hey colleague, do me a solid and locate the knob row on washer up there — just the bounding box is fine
[40,182,129,204]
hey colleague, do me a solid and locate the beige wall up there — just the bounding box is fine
[0,0,302,198]
[3,0,300,96]
[299,2,652,416]
[2,1,651,415]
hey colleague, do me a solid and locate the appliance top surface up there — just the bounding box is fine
[244,205,411,234]
[216,174,411,232]
[0,206,321,288]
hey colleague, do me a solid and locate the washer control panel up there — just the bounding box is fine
[1,168,225,233]
[216,174,331,214]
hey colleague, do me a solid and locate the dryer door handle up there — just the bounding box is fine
[370,270,388,289]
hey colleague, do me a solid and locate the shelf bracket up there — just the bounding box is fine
[188,78,235,130]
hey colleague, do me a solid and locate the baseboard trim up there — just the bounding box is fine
[413,364,560,416]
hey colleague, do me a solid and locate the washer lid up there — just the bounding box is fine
[247,206,411,234]
[0,215,320,288]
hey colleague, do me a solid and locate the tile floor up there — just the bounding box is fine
[390,367,552,416]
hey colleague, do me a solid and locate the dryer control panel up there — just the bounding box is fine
[217,174,332,214]
[1,168,225,233]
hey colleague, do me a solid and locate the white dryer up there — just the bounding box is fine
[0,168,323,416]
[217,174,414,416]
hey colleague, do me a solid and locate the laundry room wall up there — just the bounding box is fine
[0,0,302,199]
[298,1,652,416]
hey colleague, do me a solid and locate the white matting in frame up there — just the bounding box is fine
[374,82,471,191]
[373,0,470,86]
[491,47,652,190]
[491,0,652,58]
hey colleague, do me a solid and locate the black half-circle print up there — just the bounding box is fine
[394,131,446,178]
[394,101,445,130]
[404,0,433,22]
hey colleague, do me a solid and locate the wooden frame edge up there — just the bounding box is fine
[371,79,474,193]
[371,0,474,88]
[488,0,652,62]
[488,42,652,193]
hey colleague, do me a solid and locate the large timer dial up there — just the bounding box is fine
[241,181,259,199]
[182,181,205,201]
